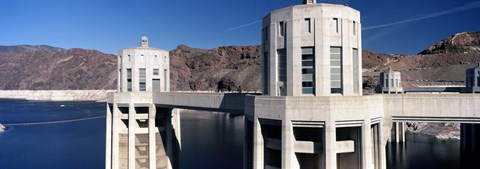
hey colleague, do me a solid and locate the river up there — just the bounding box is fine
[0,100,472,169]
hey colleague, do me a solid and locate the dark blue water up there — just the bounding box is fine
[0,99,105,169]
[0,99,470,169]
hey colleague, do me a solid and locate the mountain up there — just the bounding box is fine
[0,45,117,90]
[1,31,479,92]
[363,31,480,91]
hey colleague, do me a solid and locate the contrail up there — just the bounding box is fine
[364,1,480,31]
[228,20,261,31]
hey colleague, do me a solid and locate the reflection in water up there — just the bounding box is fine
[387,133,477,169]
[180,110,244,169]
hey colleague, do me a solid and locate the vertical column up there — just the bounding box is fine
[244,117,254,169]
[325,121,337,169]
[166,109,173,169]
[106,104,112,169]
[362,120,373,169]
[149,104,156,169]
[281,120,296,169]
[111,103,120,169]
[253,118,264,169]
[128,103,136,169]
[389,122,405,143]
[378,122,387,169]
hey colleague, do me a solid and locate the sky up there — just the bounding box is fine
[0,0,479,55]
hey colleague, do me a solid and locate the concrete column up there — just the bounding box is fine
[244,117,254,169]
[253,118,264,169]
[128,103,136,169]
[389,122,405,143]
[149,104,156,169]
[361,120,373,169]
[281,120,297,169]
[111,103,120,169]
[106,104,112,169]
[166,109,173,169]
[325,121,337,169]
[378,122,387,169]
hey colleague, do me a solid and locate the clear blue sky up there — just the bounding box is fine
[1,0,479,55]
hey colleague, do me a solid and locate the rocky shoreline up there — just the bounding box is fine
[0,90,115,101]
[406,122,460,140]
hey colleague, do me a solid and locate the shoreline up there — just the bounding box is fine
[0,90,115,101]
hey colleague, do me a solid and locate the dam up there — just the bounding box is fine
[105,1,480,169]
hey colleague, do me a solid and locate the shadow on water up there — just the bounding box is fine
[387,132,477,169]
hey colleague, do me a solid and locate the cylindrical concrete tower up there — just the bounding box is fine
[379,67,403,93]
[117,36,170,92]
[261,2,362,96]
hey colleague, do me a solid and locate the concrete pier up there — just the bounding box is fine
[389,122,405,143]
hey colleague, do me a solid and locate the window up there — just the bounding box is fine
[128,55,131,62]
[277,49,287,96]
[279,21,285,37]
[264,26,269,41]
[333,18,339,33]
[353,21,356,35]
[353,48,359,94]
[330,47,342,94]
[139,68,146,91]
[153,69,159,76]
[305,18,311,33]
[155,55,158,62]
[164,69,168,91]
[263,52,269,95]
[127,69,132,92]
[119,69,122,91]
[140,54,144,62]
[302,47,315,94]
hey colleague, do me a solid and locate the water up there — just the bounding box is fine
[0,99,472,169]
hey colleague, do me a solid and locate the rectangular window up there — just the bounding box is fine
[277,49,287,96]
[279,21,285,37]
[302,47,315,94]
[127,68,132,92]
[128,55,131,62]
[154,55,158,62]
[264,26,269,41]
[140,54,144,62]
[153,69,159,76]
[119,69,122,91]
[164,69,168,91]
[263,52,269,95]
[353,21,356,35]
[333,18,339,33]
[139,68,146,91]
[353,48,359,94]
[305,18,311,33]
[330,47,342,94]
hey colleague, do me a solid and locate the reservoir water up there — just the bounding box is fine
[0,100,472,169]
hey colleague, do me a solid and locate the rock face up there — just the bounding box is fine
[419,32,480,55]
[169,45,261,92]
[0,45,117,90]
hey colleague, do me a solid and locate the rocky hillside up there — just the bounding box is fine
[363,31,480,90]
[0,45,117,90]
[170,45,261,91]
[1,31,479,93]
